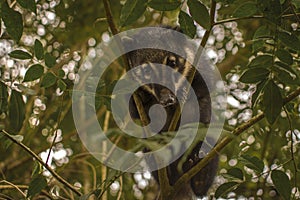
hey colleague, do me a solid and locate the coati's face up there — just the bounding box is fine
[128,48,192,107]
[123,27,212,125]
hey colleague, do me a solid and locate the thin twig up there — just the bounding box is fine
[171,86,300,198]
[46,94,65,165]
[102,0,150,127]
[157,167,170,200]
[103,1,168,199]
[165,1,217,198]
[0,182,54,199]
[0,130,82,196]
[156,5,221,197]
[103,0,163,195]
[79,160,97,190]
[214,13,300,26]
[252,158,292,180]
[288,1,300,24]
[101,111,110,200]
[103,0,119,35]
[283,106,298,198]
[116,176,123,200]
[0,181,26,197]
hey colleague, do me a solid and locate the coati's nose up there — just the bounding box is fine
[159,89,177,107]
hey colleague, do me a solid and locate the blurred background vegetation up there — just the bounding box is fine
[0,0,300,199]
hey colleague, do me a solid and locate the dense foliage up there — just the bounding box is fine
[0,0,300,199]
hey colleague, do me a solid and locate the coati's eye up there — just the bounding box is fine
[166,56,177,68]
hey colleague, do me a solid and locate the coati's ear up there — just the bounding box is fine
[172,26,183,33]
[159,25,182,33]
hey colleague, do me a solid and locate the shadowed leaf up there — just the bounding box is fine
[148,0,181,11]
[179,11,196,38]
[271,170,291,200]
[23,64,44,82]
[9,50,32,60]
[187,0,210,30]
[1,2,23,42]
[9,90,25,131]
[263,81,283,124]
[120,0,147,26]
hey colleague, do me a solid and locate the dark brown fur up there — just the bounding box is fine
[124,27,218,199]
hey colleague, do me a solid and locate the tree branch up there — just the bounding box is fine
[168,0,217,132]
[171,86,300,198]
[0,130,82,196]
[166,1,217,198]
[102,0,150,127]
[0,183,53,199]
[102,0,171,196]
[214,13,300,26]
[103,0,119,35]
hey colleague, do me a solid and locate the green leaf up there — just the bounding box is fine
[1,134,23,149]
[292,0,300,8]
[275,70,299,85]
[148,0,181,11]
[271,170,291,200]
[275,49,293,65]
[278,31,300,51]
[263,81,283,124]
[273,64,299,85]
[274,61,298,78]
[240,155,264,173]
[31,162,43,177]
[120,0,148,27]
[0,81,9,113]
[178,11,196,38]
[34,39,44,60]
[0,134,12,149]
[233,2,258,17]
[215,182,240,198]
[17,0,36,14]
[248,55,273,68]
[41,72,57,88]
[58,69,65,78]
[1,1,23,42]
[226,168,244,181]
[252,26,271,52]
[23,64,44,82]
[257,0,281,25]
[44,53,56,68]
[9,90,25,131]
[252,40,265,52]
[251,80,267,107]
[239,67,270,83]
[253,25,271,40]
[27,174,47,198]
[57,79,67,91]
[187,0,211,30]
[9,50,32,60]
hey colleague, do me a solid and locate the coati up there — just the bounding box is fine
[123,27,218,199]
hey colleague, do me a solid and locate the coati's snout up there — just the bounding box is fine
[157,87,177,107]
